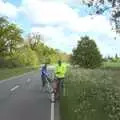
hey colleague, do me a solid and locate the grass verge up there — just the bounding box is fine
[60,68,120,120]
[0,67,37,80]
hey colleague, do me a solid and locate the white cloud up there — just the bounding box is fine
[21,0,79,25]
[95,37,120,57]
[0,0,18,18]
[21,0,112,34]
[31,26,79,53]
[32,25,120,56]
[0,0,118,56]
[69,15,112,33]
[32,26,64,39]
[20,0,119,56]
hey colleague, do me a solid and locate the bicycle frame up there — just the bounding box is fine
[45,77,56,102]
[44,74,61,102]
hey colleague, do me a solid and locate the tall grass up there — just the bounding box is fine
[60,68,120,120]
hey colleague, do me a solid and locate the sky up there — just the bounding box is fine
[0,0,120,57]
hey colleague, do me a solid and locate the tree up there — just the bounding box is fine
[13,47,39,67]
[115,53,118,59]
[0,17,23,56]
[71,36,102,68]
[0,17,69,67]
[27,32,42,50]
[82,0,120,34]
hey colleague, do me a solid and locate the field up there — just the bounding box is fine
[102,62,120,69]
[60,63,120,120]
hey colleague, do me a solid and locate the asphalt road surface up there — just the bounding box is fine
[0,69,59,120]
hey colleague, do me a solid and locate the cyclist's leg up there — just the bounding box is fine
[57,78,60,94]
[41,76,46,87]
[60,78,64,89]
[59,78,64,97]
[55,78,61,99]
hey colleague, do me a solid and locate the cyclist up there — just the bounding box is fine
[55,60,67,98]
[40,63,49,90]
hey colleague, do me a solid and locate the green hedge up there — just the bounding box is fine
[0,48,40,68]
[0,57,23,68]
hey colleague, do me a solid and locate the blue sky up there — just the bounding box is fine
[0,0,120,57]
[7,0,21,6]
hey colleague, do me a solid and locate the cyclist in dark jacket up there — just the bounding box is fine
[40,64,49,88]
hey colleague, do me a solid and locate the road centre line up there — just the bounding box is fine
[10,85,20,92]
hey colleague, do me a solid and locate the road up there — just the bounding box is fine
[0,69,59,120]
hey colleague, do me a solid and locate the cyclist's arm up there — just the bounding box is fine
[44,71,52,82]
[40,69,43,76]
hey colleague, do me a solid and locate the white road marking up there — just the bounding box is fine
[10,85,20,92]
[51,92,55,120]
[51,102,55,120]
[0,71,35,84]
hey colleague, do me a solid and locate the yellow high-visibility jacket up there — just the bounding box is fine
[55,64,67,78]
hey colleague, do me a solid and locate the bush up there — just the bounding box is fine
[8,58,24,68]
[13,47,39,67]
[0,47,40,68]
[0,57,7,68]
[71,36,102,68]
[0,57,23,68]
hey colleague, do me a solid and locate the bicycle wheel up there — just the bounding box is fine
[46,82,53,101]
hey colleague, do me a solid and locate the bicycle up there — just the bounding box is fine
[44,74,64,102]
[54,77,64,99]
[45,76,58,103]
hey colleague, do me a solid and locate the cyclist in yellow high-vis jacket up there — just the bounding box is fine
[55,60,67,98]
[55,60,66,79]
